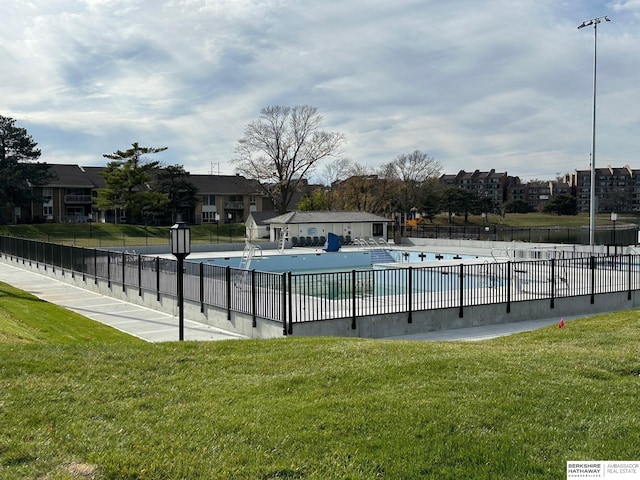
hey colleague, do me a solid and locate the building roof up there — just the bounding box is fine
[264,211,391,225]
[187,174,262,195]
[46,164,99,188]
[247,211,279,226]
[41,166,265,194]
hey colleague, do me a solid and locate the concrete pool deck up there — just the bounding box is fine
[0,259,583,343]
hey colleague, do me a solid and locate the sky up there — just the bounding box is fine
[2,0,640,183]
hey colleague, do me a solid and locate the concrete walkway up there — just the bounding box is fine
[0,261,247,343]
[0,260,578,343]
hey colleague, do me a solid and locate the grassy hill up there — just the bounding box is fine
[1,280,639,479]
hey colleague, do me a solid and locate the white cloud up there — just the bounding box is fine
[1,0,638,180]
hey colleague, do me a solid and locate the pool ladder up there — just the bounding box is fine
[235,241,262,287]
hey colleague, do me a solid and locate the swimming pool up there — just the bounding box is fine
[199,251,373,273]
[197,249,485,274]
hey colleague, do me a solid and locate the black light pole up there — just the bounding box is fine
[170,220,191,341]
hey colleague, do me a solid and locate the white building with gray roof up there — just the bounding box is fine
[263,210,391,246]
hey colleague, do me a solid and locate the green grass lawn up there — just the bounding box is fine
[1,280,639,479]
[0,223,248,247]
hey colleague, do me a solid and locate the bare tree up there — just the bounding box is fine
[389,150,442,213]
[234,105,344,213]
[394,150,441,182]
[321,157,352,210]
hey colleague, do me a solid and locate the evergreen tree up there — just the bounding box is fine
[0,115,52,223]
[152,165,199,223]
[95,143,168,224]
[543,194,578,215]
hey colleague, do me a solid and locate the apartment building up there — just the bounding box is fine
[565,165,638,213]
[188,174,273,224]
[440,169,519,205]
[26,164,103,223]
[26,165,272,224]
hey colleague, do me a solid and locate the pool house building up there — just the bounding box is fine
[263,211,392,246]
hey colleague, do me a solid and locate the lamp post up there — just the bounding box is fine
[170,220,191,341]
[578,15,611,247]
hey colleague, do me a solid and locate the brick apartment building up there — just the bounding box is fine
[441,166,640,213]
[564,165,640,213]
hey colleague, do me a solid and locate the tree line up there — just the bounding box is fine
[1,107,576,226]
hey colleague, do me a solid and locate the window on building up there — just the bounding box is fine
[42,187,53,202]
[202,211,218,223]
[203,195,216,206]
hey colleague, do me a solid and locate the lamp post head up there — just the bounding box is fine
[578,16,611,29]
[170,222,191,256]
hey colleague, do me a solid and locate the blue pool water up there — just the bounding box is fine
[198,249,483,274]
[197,249,497,299]
[199,251,373,273]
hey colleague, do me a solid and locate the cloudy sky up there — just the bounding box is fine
[2,0,639,182]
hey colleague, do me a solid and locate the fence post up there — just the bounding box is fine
[590,256,595,304]
[122,251,126,292]
[281,272,288,335]
[550,258,555,309]
[407,266,413,323]
[156,256,160,302]
[252,270,257,328]
[287,271,293,333]
[506,261,511,313]
[226,266,231,321]
[199,262,204,313]
[107,250,111,288]
[628,254,632,301]
[138,254,142,297]
[94,249,98,285]
[458,263,464,318]
[351,270,357,330]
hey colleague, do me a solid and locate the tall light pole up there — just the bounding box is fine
[578,15,611,247]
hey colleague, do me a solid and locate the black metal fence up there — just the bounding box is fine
[396,223,638,246]
[2,235,640,335]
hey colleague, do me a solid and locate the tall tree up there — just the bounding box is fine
[320,157,352,210]
[442,187,478,223]
[386,150,442,213]
[0,115,51,223]
[234,105,345,213]
[152,165,199,223]
[543,194,578,215]
[95,143,168,224]
[417,178,445,223]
